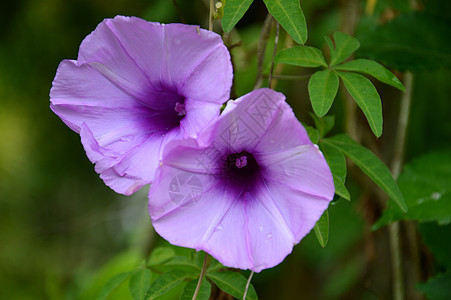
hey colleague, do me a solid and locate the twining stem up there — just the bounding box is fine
[209,0,214,31]
[268,22,280,89]
[243,271,254,300]
[254,14,274,89]
[192,253,209,300]
[388,72,414,300]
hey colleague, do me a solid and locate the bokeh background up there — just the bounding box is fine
[1,0,450,299]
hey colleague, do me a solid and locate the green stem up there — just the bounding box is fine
[192,253,209,300]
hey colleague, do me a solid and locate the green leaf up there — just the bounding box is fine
[337,71,382,137]
[221,0,254,33]
[332,175,351,200]
[373,150,451,230]
[314,210,329,247]
[334,59,405,91]
[417,271,451,300]
[207,259,226,273]
[305,126,320,144]
[311,114,335,138]
[320,142,350,201]
[324,36,336,66]
[330,32,360,66]
[275,46,327,67]
[129,269,152,300]
[179,279,212,300]
[163,256,201,271]
[263,0,307,44]
[308,69,339,117]
[145,270,191,300]
[96,272,133,300]
[357,12,451,71]
[419,223,451,269]
[147,247,175,266]
[323,134,406,212]
[320,141,346,181]
[207,271,258,300]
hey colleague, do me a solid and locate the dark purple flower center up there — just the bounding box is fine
[224,151,260,184]
[145,84,187,131]
[174,102,186,116]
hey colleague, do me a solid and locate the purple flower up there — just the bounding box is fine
[50,16,233,195]
[148,88,334,272]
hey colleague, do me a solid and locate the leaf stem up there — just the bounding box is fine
[192,252,209,300]
[243,271,254,300]
[268,22,280,89]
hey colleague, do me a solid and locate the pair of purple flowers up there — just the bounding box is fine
[50,16,334,272]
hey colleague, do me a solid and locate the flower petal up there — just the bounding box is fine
[50,60,140,116]
[258,179,331,243]
[161,24,231,93]
[76,17,154,103]
[198,89,299,152]
[80,123,181,194]
[148,165,237,249]
[179,99,220,137]
[258,145,334,199]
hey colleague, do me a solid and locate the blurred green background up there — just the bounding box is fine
[1,0,450,299]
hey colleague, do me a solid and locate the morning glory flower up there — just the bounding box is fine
[148,88,334,272]
[50,16,233,195]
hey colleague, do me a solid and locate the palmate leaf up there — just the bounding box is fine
[144,270,192,300]
[334,59,405,91]
[129,269,152,300]
[180,279,212,300]
[308,69,339,117]
[323,134,406,212]
[314,210,329,247]
[326,32,360,66]
[207,271,258,300]
[373,150,451,230]
[337,71,383,137]
[221,0,254,33]
[275,46,327,67]
[263,0,307,44]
